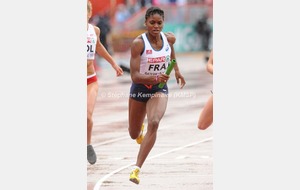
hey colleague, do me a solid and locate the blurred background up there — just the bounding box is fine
[88,0,213,72]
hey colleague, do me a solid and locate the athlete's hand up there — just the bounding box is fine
[175,70,186,89]
[158,73,170,83]
[113,64,124,77]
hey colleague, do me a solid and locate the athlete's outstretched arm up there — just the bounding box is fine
[94,26,123,76]
[165,32,186,88]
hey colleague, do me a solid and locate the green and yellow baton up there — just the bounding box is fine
[158,59,176,88]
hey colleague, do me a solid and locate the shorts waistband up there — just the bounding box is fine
[87,73,96,79]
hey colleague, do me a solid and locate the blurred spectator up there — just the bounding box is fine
[187,0,204,3]
[153,0,169,5]
[115,4,131,23]
[128,0,140,14]
[195,14,212,51]
[93,12,111,52]
[169,0,177,4]
[139,0,153,7]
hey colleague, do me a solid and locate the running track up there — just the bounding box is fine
[87,52,213,190]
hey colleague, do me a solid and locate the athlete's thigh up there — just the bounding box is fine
[146,92,168,121]
[129,98,147,130]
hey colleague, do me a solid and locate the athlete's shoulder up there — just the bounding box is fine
[131,35,144,54]
[133,34,144,42]
[132,35,144,48]
[164,32,176,44]
[92,25,100,34]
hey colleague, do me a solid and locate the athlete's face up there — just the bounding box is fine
[145,14,164,35]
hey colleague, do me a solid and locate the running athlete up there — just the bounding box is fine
[198,50,213,130]
[87,1,123,165]
[128,7,186,184]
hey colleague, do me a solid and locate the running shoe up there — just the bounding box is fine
[136,124,145,144]
[87,144,97,165]
[129,167,140,184]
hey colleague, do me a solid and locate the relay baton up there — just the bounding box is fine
[158,59,176,88]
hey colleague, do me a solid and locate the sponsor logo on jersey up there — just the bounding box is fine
[87,36,96,43]
[147,56,166,63]
[146,50,152,54]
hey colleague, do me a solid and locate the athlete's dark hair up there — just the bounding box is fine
[145,7,164,20]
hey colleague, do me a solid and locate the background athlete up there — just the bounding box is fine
[198,50,213,130]
[87,1,123,165]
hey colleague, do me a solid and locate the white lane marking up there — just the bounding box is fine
[93,137,213,190]
[200,155,211,159]
[175,155,187,159]
[146,137,213,160]
[93,136,128,146]
[111,157,124,160]
[92,122,191,147]
[93,162,135,190]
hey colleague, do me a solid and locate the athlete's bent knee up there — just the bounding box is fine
[128,127,139,139]
[198,122,210,130]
